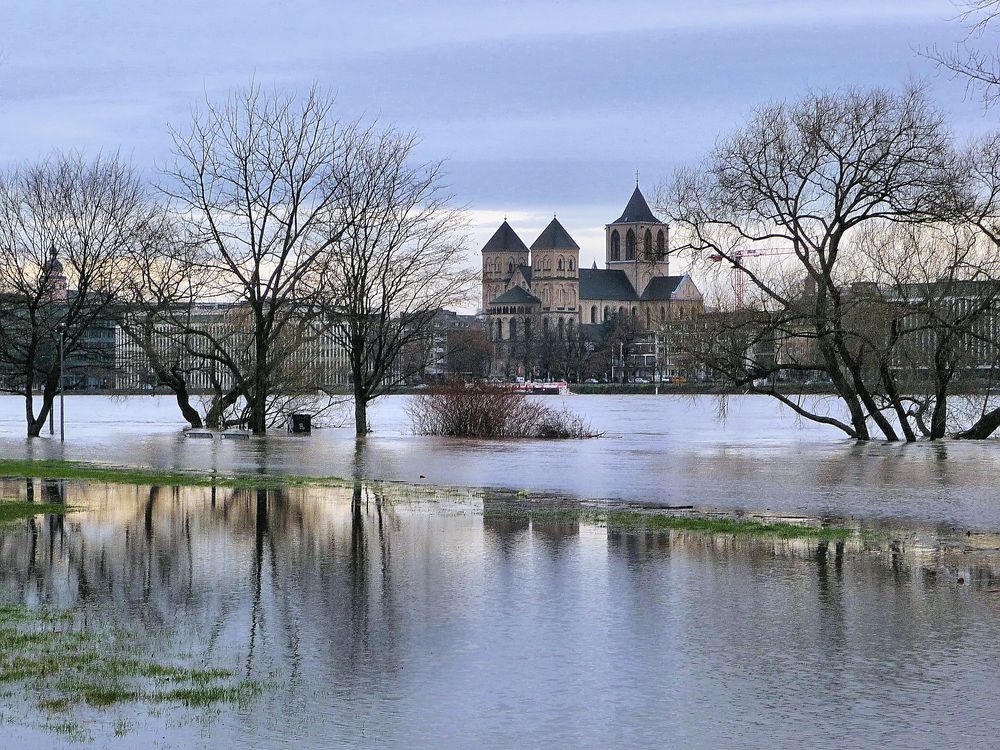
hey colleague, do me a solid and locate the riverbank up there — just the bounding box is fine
[1,457,854,540]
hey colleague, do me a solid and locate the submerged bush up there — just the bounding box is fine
[407,382,599,439]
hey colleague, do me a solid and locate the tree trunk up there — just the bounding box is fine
[26,372,58,439]
[173,387,203,429]
[354,394,368,437]
[956,406,1000,439]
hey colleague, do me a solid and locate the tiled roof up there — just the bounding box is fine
[489,285,541,306]
[579,268,638,301]
[530,218,579,251]
[640,275,684,301]
[610,186,661,225]
[482,220,529,253]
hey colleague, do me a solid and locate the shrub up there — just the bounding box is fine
[407,382,599,439]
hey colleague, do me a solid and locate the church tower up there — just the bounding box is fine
[530,217,580,338]
[605,185,669,297]
[44,244,68,302]
[481,220,529,309]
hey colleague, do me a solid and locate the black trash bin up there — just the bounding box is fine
[289,413,312,434]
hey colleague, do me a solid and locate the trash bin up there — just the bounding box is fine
[289,413,312,434]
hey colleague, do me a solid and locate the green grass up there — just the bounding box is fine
[0,501,71,525]
[483,507,852,540]
[603,511,852,540]
[0,458,347,490]
[0,602,269,734]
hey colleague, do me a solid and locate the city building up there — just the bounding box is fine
[481,185,704,376]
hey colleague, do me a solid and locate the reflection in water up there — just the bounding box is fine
[0,480,998,748]
[9,394,1000,531]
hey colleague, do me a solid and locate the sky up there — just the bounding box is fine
[0,0,995,276]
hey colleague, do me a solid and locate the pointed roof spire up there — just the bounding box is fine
[530,217,580,251]
[610,185,661,225]
[482,219,529,253]
[591,260,598,269]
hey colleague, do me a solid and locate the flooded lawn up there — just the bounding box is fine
[0,477,997,748]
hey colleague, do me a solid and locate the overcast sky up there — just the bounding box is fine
[0,0,993,270]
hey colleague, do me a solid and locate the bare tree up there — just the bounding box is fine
[160,83,358,434]
[660,85,960,440]
[0,152,159,437]
[927,1,1000,107]
[320,129,475,436]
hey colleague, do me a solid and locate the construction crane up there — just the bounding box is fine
[708,247,796,308]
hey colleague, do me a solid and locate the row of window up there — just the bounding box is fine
[534,255,575,273]
[493,316,577,341]
[587,305,691,324]
[484,256,578,275]
[610,228,666,262]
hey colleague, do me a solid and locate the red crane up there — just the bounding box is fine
[708,247,796,308]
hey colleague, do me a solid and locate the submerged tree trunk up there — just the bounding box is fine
[354,393,368,437]
[956,407,1000,439]
[25,373,58,439]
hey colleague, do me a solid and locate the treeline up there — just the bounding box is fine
[0,84,475,437]
[647,5,1000,442]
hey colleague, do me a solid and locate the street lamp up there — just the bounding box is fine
[56,322,66,442]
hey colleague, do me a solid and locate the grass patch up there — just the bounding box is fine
[603,511,851,540]
[0,458,347,491]
[0,501,71,525]
[0,603,268,735]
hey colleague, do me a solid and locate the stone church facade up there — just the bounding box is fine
[482,186,704,376]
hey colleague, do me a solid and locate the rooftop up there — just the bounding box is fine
[610,186,661,225]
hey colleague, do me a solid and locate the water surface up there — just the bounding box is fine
[1,394,999,529]
[0,479,997,749]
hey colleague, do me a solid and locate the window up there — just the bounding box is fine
[626,230,636,260]
[611,231,620,261]
[591,306,597,323]
[557,257,564,271]
[510,318,517,339]
[657,230,666,259]
[644,229,653,259]
[508,260,514,273]
[568,258,575,271]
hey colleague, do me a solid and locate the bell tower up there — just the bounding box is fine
[530,216,580,336]
[481,220,529,309]
[606,185,669,296]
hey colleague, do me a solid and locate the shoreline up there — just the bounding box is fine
[1,456,997,545]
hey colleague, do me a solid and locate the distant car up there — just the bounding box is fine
[632,377,649,384]
[584,378,599,384]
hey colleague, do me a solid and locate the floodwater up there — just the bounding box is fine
[2,394,1000,747]
[0,479,997,749]
[2,394,1000,529]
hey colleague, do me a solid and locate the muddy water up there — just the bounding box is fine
[0,479,997,749]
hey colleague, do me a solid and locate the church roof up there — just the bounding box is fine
[489,285,541,306]
[579,268,638,301]
[482,220,529,253]
[516,264,532,283]
[610,186,661,225]
[640,275,685,301]
[530,217,579,251]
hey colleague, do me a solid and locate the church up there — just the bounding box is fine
[481,185,704,376]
